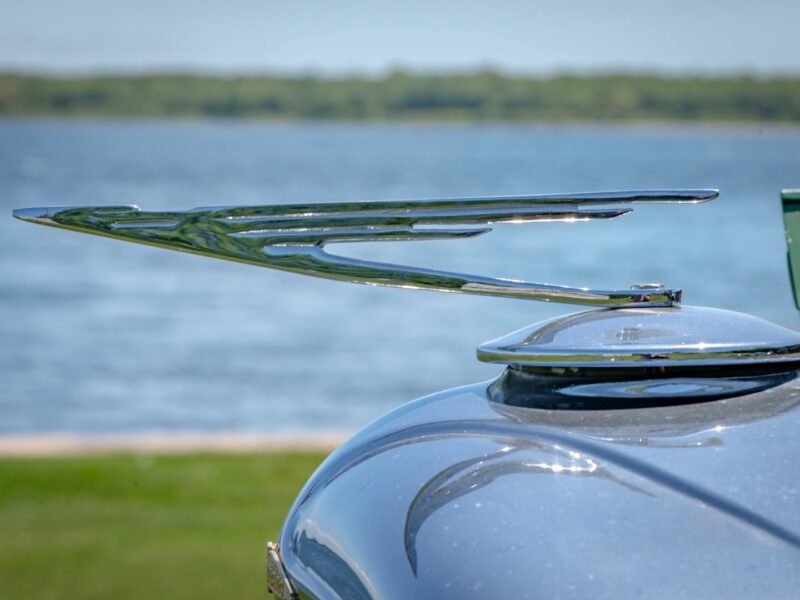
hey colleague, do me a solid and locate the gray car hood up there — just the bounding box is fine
[280,374,800,599]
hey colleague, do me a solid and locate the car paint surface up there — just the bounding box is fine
[279,373,800,599]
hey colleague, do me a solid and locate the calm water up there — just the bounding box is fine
[2,119,800,434]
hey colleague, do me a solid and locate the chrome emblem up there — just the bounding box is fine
[13,189,716,308]
[266,542,297,600]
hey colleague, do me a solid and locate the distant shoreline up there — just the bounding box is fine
[2,71,799,123]
[0,432,350,456]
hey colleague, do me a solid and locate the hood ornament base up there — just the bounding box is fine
[478,305,800,370]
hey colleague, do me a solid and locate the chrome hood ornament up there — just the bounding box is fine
[13,189,716,308]
[15,187,800,599]
[19,186,800,384]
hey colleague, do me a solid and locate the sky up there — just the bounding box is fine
[1,0,799,75]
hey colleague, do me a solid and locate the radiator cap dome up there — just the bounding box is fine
[477,306,800,369]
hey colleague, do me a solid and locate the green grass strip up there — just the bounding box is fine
[0,452,327,599]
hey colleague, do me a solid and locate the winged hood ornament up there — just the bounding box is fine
[13,189,716,308]
[17,186,800,600]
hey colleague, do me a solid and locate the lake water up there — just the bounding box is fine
[2,119,800,434]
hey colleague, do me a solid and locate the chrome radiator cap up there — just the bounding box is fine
[478,305,800,369]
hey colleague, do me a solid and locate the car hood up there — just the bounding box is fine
[280,373,800,599]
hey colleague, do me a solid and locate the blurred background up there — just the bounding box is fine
[2,0,800,436]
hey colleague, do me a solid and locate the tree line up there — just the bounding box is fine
[1,71,799,122]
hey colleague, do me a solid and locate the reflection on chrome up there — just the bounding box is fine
[294,529,375,600]
[592,435,723,448]
[403,439,649,574]
[487,366,800,410]
[490,378,800,445]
